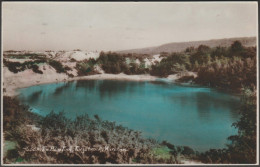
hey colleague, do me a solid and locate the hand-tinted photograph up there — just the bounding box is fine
[1,1,258,165]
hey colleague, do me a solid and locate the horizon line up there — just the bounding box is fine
[3,36,257,52]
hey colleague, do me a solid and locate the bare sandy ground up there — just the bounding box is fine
[2,67,165,97]
[3,64,197,97]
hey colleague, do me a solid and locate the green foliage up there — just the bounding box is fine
[150,53,190,77]
[150,62,172,77]
[190,45,211,65]
[4,53,46,59]
[230,41,244,53]
[190,41,256,90]
[227,88,256,163]
[97,52,127,74]
[3,59,45,74]
[185,47,195,53]
[195,56,256,90]
[76,61,93,76]
[3,60,22,73]
[48,60,66,73]
[151,146,173,161]
[3,96,41,138]
[211,46,228,59]
[97,52,148,75]
[31,64,43,74]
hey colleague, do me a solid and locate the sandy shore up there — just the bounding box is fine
[3,65,197,97]
[3,67,180,97]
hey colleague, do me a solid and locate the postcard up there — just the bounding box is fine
[1,1,258,166]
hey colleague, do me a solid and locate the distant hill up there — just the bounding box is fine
[117,37,256,55]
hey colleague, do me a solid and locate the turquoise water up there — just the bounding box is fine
[18,79,240,151]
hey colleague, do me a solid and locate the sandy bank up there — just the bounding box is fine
[3,66,196,97]
[71,73,158,82]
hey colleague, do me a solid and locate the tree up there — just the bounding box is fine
[190,45,211,65]
[227,88,256,163]
[230,41,243,53]
[197,45,210,54]
[193,61,199,71]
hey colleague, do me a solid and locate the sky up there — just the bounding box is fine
[2,2,258,51]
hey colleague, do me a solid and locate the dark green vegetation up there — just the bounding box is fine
[149,41,256,91]
[3,54,72,75]
[75,58,99,76]
[150,53,191,77]
[3,59,45,74]
[3,96,197,164]
[96,41,256,92]
[4,53,46,59]
[194,42,256,90]
[96,52,149,75]
[48,60,66,73]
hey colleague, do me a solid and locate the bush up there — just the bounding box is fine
[31,65,43,74]
[3,96,41,134]
[75,60,98,76]
[195,56,256,90]
[97,52,127,74]
[48,60,65,73]
[4,59,44,74]
[4,61,22,73]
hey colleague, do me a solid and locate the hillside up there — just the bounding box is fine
[117,37,256,55]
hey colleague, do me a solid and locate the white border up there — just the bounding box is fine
[256,1,259,165]
[1,1,259,166]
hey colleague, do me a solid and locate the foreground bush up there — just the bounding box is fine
[3,96,189,164]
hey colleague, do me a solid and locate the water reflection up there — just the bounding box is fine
[53,82,72,96]
[98,80,129,98]
[169,90,240,122]
[27,90,42,103]
[75,80,97,91]
[74,80,145,99]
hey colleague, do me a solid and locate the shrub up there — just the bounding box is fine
[97,52,127,74]
[4,59,44,74]
[75,60,97,76]
[48,60,65,73]
[4,61,22,73]
[31,65,43,74]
